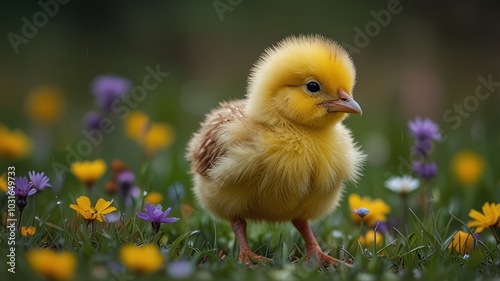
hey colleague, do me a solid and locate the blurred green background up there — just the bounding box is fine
[1,0,499,217]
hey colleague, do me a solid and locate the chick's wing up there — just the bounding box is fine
[187,99,247,177]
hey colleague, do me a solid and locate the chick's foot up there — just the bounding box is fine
[292,219,351,268]
[305,248,345,267]
[238,251,271,266]
[231,218,271,266]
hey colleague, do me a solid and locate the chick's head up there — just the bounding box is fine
[246,35,361,128]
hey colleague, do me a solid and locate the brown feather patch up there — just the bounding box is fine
[186,100,246,177]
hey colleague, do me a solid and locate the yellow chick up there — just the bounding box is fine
[186,35,364,266]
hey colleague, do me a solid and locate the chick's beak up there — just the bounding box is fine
[319,90,362,114]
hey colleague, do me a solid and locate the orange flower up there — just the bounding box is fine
[145,192,164,205]
[26,248,77,281]
[125,111,174,156]
[71,159,106,187]
[119,244,164,274]
[21,226,36,237]
[143,123,174,156]
[448,230,474,255]
[24,86,65,124]
[467,202,500,233]
[0,125,32,160]
[452,150,486,185]
[358,230,384,248]
[0,173,7,193]
[125,111,149,140]
[349,193,391,226]
[70,196,117,223]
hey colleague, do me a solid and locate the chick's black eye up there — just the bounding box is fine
[306,81,320,93]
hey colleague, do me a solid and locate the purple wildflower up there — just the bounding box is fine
[84,111,102,131]
[117,170,134,185]
[130,186,141,199]
[137,203,179,224]
[91,75,131,110]
[353,207,370,219]
[412,161,438,179]
[408,117,442,142]
[137,203,180,234]
[117,170,135,205]
[14,177,36,211]
[14,177,36,197]
[407,117,440,218]
[167,260,194,279]
[374,221,388,233]
[412,138,434,157]
[29,171,51,192]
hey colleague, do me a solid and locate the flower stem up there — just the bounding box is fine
[18,210,24,231]
[152,222,160,236]
[86,219,93,234]
[357,218,365,250]
[490,226,500,244]
[422,179,433,220]
[31,196,36,225]
[401,193,409,227]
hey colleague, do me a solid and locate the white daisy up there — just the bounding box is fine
[384,175,420,194]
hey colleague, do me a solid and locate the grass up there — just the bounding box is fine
[1,100,500,281]
[2,177,500,281]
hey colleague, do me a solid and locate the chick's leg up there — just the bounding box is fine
[292,219,346,267]
[231,218,271,265]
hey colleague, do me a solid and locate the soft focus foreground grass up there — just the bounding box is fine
[3,205,500,281]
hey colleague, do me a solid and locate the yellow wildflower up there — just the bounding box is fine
[467,202,500,233]
[452,150,486,185]
[119,244,164,274]
[24,86,65,124]
[70,195,117,222]
[125,111,174,156]
[26,248,77,281]
[71,159,106,187]
[145,192,163,205]
[0,173,7,193]
[358,230,384,248]
[21,226,36,237]
[448,230,474,255]
[349,193,391,227]
[125,111,149,140]
[143,123,174,155]
[0,125,32,160]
